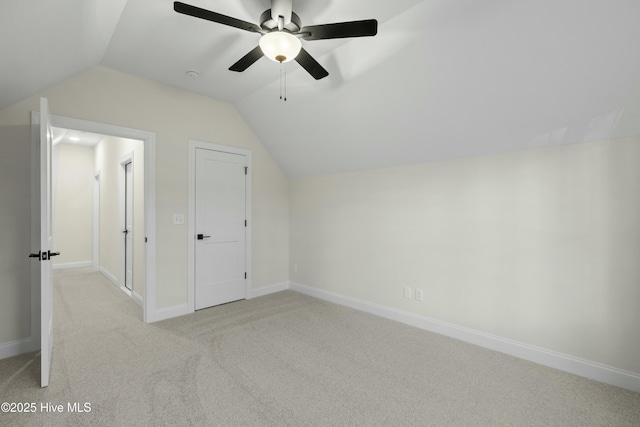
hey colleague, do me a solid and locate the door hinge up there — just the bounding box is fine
[145,237,148,243]
[244,166,248,175]
[245,220,247,227]
[244,272,247,279]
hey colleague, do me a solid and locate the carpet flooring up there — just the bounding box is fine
[1,268,639,426]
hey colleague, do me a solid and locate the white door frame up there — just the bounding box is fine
[118,151,134,293]
[31,113,157,324]
[188,140,252,312]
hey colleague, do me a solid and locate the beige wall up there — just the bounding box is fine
[6,63,636,379]
[0,66,289,345]
[0,124,31,343]
[53,144,94,266]
[290,137,640,374]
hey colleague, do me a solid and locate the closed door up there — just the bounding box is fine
[195,148,246,309]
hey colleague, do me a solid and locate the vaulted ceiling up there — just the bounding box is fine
[2,0,640,177]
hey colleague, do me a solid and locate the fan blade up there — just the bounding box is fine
[174,2,262,34]
[229,46,264,72]
[295,48,329,80]
[271,0,293,25]
[300,19,378,41]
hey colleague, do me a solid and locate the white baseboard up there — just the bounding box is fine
[147,282,288,323]
[99,267,119,287]
[0,337,37,360]
[249,282,289,299]
[148,303,193,323]
[102,268,144,309]
[132,291,144,308]
[53,260,93,270]
[289,282,640,394]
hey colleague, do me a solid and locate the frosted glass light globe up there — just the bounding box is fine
[259,31,302,63]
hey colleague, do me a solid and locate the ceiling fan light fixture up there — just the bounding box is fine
[259,31,301,63]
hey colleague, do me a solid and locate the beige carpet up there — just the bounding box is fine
[1,268,639,426]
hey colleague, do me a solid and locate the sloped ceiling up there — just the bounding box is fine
[2,0,640,177]
[0,0,128,109]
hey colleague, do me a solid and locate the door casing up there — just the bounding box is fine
[30,113,156,325]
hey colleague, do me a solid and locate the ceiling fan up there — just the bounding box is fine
[173,0,378,80]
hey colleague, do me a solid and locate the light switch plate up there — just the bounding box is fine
[173,214,184,225]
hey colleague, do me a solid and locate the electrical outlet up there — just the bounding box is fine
[403,286,412,299]
[173,214,184,225]
[293,264,298,273]
[415,288,424,302]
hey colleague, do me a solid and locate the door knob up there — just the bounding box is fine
[197,234,211,240]
[27,250,59,261]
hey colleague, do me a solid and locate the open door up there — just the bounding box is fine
[29,97,58,387]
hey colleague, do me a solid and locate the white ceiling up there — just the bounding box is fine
[52,127,105,147]
[2,0,640,177]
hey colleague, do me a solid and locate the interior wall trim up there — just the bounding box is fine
[150,303,192,323]
[52,261,93,270]
[131,291,144,309]
[98,268,144,310]
[249,282,289,299]
[145,279,289,323]
[289,281,640,394]
[0,338,36,360]
[99,267,119,287]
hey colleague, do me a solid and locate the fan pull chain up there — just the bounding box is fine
[279,62,288,101]
[279,62,283,100]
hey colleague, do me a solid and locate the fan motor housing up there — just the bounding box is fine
[260,9,301,33]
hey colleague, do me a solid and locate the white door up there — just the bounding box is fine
[195,149,247,309]
[33,97,56,387]
[124,161,133,290]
